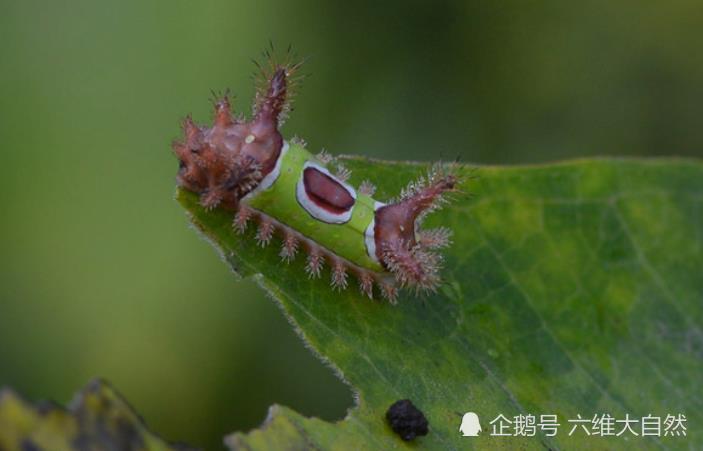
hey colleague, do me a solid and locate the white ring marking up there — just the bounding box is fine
[365,201,385,263]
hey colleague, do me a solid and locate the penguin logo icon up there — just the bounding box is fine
[459,412,482,437]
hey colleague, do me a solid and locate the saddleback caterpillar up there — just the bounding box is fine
[173,51,458,302]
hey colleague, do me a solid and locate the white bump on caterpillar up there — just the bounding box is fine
[280,233,299,262]
[306,249,324,279]
[245,134,255,144]
[358,180,376,196]
[256,219,275,246]
[331,260,348,291]
[234,206,252,234]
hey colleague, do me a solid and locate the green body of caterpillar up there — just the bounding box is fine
[244,142,384,272]
[173,54,457,301]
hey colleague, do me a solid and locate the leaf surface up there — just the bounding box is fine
[178,157,703,450]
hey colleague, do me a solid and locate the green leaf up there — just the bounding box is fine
[0,379,196,451]
[179,157,703,450]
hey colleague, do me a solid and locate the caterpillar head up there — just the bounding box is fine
[173,61,299,210]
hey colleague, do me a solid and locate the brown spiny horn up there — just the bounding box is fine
[255,67,287,126]
[243,67,288,177]
[172,140,188,161]
[374,173,457,252]
[182,116,201,149]
[214,94,233,127]
[372,171,457,291]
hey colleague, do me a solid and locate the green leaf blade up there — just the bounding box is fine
[179,157,703,450]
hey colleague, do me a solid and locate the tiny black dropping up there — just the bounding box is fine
[386,399,429,441]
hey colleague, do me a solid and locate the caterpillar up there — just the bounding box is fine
[173,54,458,302]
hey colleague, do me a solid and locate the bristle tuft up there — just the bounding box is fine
[182,116,200,142]
[331,260,348,290]
[418,227,453,249]
[316,149,334,165]
[279,233,299,263]
[234,206,252,234]
[380,282,398,304]
[251,44,306,126]
[335,164,351,182]
[306,249,324,279]
[290,135,307,148]
[200,190,222,210]
[398,175,429,203]
[256,220,275,246]
[358,272,374,299]
[382,240,441,292]
[213,92,232,127]
[358,180,376,196]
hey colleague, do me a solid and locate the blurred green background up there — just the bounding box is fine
[1,0,702,449]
